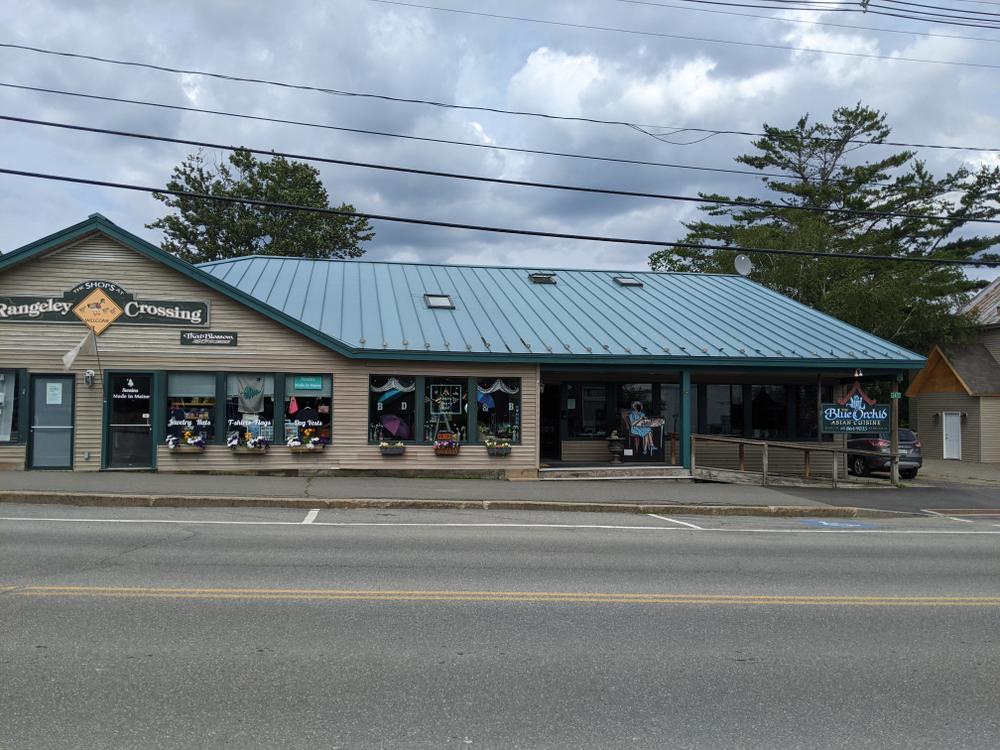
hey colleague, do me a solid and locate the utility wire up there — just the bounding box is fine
[0,81,803,181]
[4,112,998,225]
[611,0,1000,37]
[1,166,996,266]
[616,0,1000,39]
[2,79,998,154]
[365,0,1000,66]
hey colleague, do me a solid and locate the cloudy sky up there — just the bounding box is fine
[0,0,998,273]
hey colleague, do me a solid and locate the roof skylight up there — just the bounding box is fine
[529,272,556,284]
[613,276,643,287]
[424,293,455,309]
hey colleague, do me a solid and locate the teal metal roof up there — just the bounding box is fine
[199,256,924,369]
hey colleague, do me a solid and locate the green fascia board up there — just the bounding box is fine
[0,214,358,359]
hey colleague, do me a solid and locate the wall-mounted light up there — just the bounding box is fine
[84,369,95,387]
[854,369,864,378]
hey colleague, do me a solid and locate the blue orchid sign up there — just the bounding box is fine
[821,382,890,433]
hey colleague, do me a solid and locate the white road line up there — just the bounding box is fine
[302,509,319,525]
[1,516,999,534]
[647,513,703,530]
[922,509,974,523]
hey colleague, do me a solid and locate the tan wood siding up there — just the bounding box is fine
[978,397,1000,463]
[0,233,540,474]
[914,393,980,461]
[559,440,611,463]
[0,444,26,469]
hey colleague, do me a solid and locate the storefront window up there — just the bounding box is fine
[793,384,834,441]
[226,374,275,442]
[751,385,787,440]
[284,374,332,444]
[369,375,416,442]
[0,370,19,442]
[567,383,608,439]
[167,373,216,441]
[659,384,680,435]
[476,378,521,442]
[705,385,743,435]
[424,378,468,441]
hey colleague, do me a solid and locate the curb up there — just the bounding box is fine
[0,491,915,518]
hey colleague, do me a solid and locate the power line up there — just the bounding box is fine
[365,0,1000,67]
[3,78,998,155]
[614,0,1000,43]
[6,112,998,225]
[0,82,897,186]
[0,166,997,266]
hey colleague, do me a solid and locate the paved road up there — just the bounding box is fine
[2,505,998,749]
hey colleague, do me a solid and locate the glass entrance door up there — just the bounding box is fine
[107,373,153,469]
[29,375,75,469]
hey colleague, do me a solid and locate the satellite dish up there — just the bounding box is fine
[734,254,753,277]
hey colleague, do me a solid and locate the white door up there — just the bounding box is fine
[942,412,962,460]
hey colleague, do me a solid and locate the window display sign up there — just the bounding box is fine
[0,280,209,334]
[293,375,324,391]
[821,382,889,433]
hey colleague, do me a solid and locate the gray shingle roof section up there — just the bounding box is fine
[198,256,924,366]
[942,343,1000,394]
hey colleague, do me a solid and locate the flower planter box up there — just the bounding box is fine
[434,446,461,457]
[167,444,205,454]
[379,446,406,456]
[486,447,512,457]
[288,444,325,453]
[231,446,268,454]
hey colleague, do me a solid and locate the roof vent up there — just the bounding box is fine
[613,276,643,287]
[528,272,556,285]
[424,293,454,309]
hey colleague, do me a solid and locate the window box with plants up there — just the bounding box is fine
[165,431,206,453]
[379,441,406,456]
[287,428,327,453]
[484,438,512,457]
[228,432,270,453]
[433,437,461,457]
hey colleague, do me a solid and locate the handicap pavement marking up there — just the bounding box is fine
[800,519,878,529]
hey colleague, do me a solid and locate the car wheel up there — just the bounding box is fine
[900,469,917,480]
[851,456,869,477]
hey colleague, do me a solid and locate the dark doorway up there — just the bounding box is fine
[539,383,561,460]
[107,373,153,469]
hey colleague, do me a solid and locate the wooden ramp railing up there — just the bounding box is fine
[690,434,900,487]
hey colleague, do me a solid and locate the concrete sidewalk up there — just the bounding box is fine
[0,470,937,519]
[0,470,819,506]
[916,458,1000,486]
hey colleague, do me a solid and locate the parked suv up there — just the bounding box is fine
[847,430,922,479]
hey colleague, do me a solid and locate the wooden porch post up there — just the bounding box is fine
[680,370,692,470]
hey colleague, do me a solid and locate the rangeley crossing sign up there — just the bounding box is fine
[0,280,209,335]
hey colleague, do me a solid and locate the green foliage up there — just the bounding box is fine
[648,104,1000,353]
[147,149,374,263]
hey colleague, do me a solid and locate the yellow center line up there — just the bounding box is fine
[4,585,1000,606]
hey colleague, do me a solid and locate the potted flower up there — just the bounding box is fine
[166,430,206,453]
[433,437,461,456]
[607,430,625,463]
[229,431,269,453]
[484,438,512,457]
[288,427,326,453]
[379,440,406,456]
